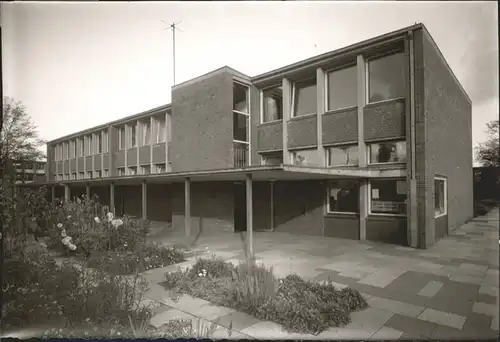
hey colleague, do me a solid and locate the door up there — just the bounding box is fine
[233,183,247,231]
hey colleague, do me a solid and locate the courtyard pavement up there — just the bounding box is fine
[143,209,499,339]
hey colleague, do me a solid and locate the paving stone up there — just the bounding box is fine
[472,301,498,316]
[194,303,235,321]
[384,313,439,339]
[418,280,444,297]
[349,307,394,335]
[316,326,374,340]
[476,293,498,305]
[491,313,499,331]
[240,321,293,339]
[460,263,489,272]
[321,261,362,272]
[417,308,466,330]
[215,310,262,332]
[358,268,406,288]
[161,294,211,314]
[365,296,424,318]
[369,326,404,340]
[150,308,196,328]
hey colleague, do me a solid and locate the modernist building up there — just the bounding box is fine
[43,23,473,249]
[11,159,46,185]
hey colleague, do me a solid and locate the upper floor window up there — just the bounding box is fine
[327,65,357,111]
[292,77,317,117]
[154,163,166,174]
[102,131,108,153]
[327,180,360,214]
[141,120,151,146]
[233,83,249,114]
[290,148,321,166]
[434,177,447,218]
[95,132,102,154]
[63,142,69,160]
[140,165,151,175]
[261,86,283,123]
[129,124,137,148]
[72,140,77,158]
[367,51,406,103]
[119,126,126,150]
[233,112,248,143]
[327,145,359,166]
[78,138,84,157]
[261,152,283,166]
[153,116,166,144]
[368,140,406,164]
[369,179,407,215]
[86,135,93,156]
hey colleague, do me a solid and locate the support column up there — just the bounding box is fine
[184,177,191,237]
[246,173,254,260]
[110,182,115,214]
[51,186,56,204]
[86,183,90,198]
[141,180,147,220]
[408,32,418,248]
[357,54,368,240]
[270,181,275,231]
[316,68,325,165]
[282,78,292,164]
[64,184,70,203]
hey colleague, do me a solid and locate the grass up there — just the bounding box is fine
[161,255,368,335]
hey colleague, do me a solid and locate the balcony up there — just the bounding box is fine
[234,142,248,168]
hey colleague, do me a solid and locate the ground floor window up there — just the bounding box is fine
[78,172,85,180]
[261,152,283,166]
[117,168,126,176]
[140,165,151,175]
[368,140,407,164]
[369,179,407,215]
[154,163,166,173]
[290,148,321,166]
[327,180,360,213]
[434,176,447,217]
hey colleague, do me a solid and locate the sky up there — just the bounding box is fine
[2,1,498,165]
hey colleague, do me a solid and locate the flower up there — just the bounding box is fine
[94,217,101,224]
[67,215,72,219]
[32,217,37,222]
[68,244,77,251]
[124,242,128,247]
[57,223,63,228]
[61,229,67,237]
[111,219,123,228]
[62,236,72,246]
[107,212,114,222]
[198,273,203,277]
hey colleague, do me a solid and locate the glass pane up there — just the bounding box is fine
[233,112,248,142]
[370,179,407,214]
[293,78,317,117]
[434,179,446,215]
[328,146,359,166]
[327,66,357,110]
[292,149,321,166]
[233,83,248,113]
[369,141,406,163]
[131,126,137,147]
[234,142,248,167]
[328,180,360,213]
[262,86,283,122]
[262,153,283,166]
[368,52,406,103]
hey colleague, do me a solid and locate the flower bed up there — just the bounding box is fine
[162,256,368,335]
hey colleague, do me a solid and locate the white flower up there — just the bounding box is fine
[198,273,203,277]
[67,215,71,219]
[61,229,67,237]
[32,217,36,222]
[61,236,72,246]
[94,217,101,224]
[107,212,114,222]
[111,219,123,228]
[68,244,77,251]
[57,223,63,228]
[124,242,128,247]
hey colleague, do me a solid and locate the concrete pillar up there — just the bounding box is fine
[316,68,325,165]
[408,32,418,248]
[141,180,147,220]
[246,173,254,259]
[51,186,56,204]
[110,182,115,214]
[86,183,90,198]
[282,77,292,164]
[357,54,368,241]
[185,177,191,237]
[359,180,368,240]
[64,184,70,203]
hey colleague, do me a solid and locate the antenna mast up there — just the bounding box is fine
[161,20,183,86]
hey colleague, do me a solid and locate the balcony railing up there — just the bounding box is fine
[234,142,248,168]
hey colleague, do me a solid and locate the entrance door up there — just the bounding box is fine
[233,183,247,231]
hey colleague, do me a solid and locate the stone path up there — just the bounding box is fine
[143,208,499,339]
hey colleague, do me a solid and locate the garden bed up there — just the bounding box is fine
[161,256,368,335]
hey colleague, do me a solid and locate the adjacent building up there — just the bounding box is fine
[12,159,46,184]
[43,23,473,249]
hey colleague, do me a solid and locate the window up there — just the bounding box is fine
[327,65,357,111]
[140,165,151,175]
[72,140,77,158]
[94,170,101,178]
[102,131,108,153]
[71,173,77,180]
[233,83,249,114]
[167,111,172,143]
[63,142,69,159]
[327,145,359,166]
[327,180,360,213]
[291,149,321,166]
[262,86,283,123]
[435,177,447,217]
[128,166,137,176]
[369,179,407,215]
[369,141,406,164]
[141,120,151,146]
[293,78,317,117]
[154,163,166,173]
[87,135,93,156]
[117,168,126,176]
[129,124,137,148]
[78,138,84,157]
[367,51,406,103]
[103,169,109,177]
[87,171,93,179]
[233,112,248,142]
[78,172,85,180]
[153,116,166,143]
[36,163,45,170]
[261,152,283,166]
[119,126,126,150]
[95,133,102,154]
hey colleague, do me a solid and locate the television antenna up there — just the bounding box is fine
[161,20,183,86]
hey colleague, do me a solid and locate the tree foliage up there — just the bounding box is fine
[475,120,499,167]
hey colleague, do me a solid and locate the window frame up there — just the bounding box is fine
[260,152,283,166]
[326,180,360,215]
[154,163,166,174]
[141,120,151,146]
[119,126,126,150]
[290,148,321,167]
[233,82,250,115]
[368,178,407,217]
[260,84,284,124]
[367,139,407,165]
[434,176,448,218]
[326,144,359,167]
[117,167,126,177]
[291,76,317,118]
[233,82,251,165]
[365,48,407,105]
[128,166,137,176]
[325,63,358,113]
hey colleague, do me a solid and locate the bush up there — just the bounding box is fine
[162,258,368,335]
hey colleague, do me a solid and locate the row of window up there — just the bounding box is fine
[326,177,447,218]
[55,130,109,161]
[261,50,406,123]
[118,115,169,150]
[55,163,167,180]
[260,140,406,167]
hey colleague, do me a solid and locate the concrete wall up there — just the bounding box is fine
[171,70,234,172]
[415,28,473,247]
[364,99,406,140]
[287,115,318,149]
[256,122,283,152]
[366,216,407,245]
[322,108,358,145]
[324,214,359,240]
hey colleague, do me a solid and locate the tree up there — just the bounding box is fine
[475,120,499,167]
